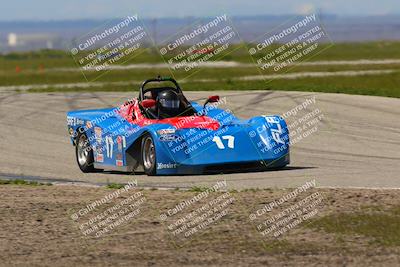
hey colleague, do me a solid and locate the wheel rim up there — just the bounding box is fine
[77,134,90,166]
[143,137,155,170]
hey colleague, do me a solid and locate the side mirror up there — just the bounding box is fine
[203,95,220,113]
[207,95,220,103]
[141,99,156,108]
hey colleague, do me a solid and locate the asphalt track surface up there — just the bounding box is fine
[0,91,399,190]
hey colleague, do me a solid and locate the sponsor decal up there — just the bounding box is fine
[95,144,103,153]
[264,116,285,145]
[122,136,126,148]
[76,118,84,125]
[116,135,127,151]
[95,142,104,162]
[117,136,123,151]
[68,127,74,136]
[116,153,123,160]
[67,117,73,126]
[158,129,177,142]
[157,129,175,135]
[96,154,104,162]
[67,117,84,126]
[194,121,211,125]
[116,160,123,167]
[86,121,92,129]
[157,162,177,169]
[159,134,178,141]
[105,136,114,158]
[94,127,103,144]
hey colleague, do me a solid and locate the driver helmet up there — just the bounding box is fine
[157,90,180,118]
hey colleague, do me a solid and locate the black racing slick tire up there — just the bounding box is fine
[141,134,157,176]
[75,132,95,173]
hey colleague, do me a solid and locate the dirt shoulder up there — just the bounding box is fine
[0,184,399,267]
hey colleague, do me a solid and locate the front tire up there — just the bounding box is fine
[76,132,95,173]
[142,134,156,175]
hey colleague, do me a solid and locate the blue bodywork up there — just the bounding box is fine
[67,101,290,175]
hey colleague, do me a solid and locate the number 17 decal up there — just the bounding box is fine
[212,135,235,149]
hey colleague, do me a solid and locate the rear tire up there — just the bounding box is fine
[76,132,95,173]
[141,134,156,175]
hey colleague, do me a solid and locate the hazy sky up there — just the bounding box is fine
[2,0,399,21]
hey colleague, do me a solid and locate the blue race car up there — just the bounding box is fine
[66,77,290,175]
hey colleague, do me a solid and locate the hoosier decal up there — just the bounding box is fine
[157,162,177,169]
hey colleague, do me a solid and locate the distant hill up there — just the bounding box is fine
[0,15,399,52]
